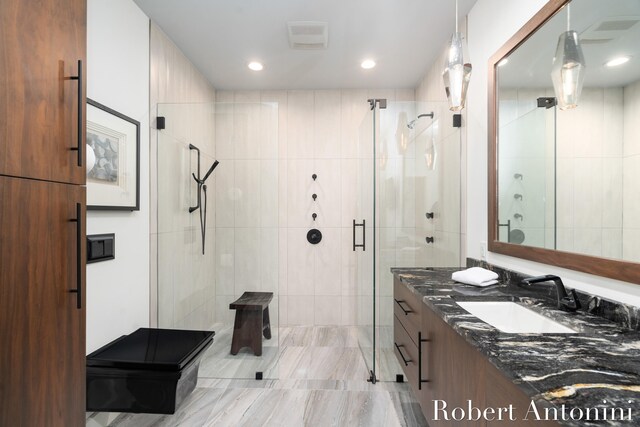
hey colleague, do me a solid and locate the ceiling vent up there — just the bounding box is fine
[581,16,640,43]
[287,21,328,50]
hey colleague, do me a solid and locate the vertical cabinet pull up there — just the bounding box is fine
[69,203,82,309]
[394,343,412,366]
[353,219,366,251]
[418,331,430,389]
[69,59,83,167]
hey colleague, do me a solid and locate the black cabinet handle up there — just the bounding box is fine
[394,343,412,366]
[353,219,365,251]
[70,60,83,167]
[69,203,82,309]
[418,331,430,389]
[394,299,413,315]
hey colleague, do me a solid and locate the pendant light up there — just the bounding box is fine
[551,3,585,110]
[442,0,472,111]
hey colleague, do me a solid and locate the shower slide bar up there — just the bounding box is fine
[188,144,219,254]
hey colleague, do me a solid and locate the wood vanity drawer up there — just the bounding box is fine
[394,316,420,394]
[394,278,421,345]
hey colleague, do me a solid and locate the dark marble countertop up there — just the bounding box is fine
[392,267,640,427]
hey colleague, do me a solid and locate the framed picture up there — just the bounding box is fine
[86,99,140,211]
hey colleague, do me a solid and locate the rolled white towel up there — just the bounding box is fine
[451,267,499,287]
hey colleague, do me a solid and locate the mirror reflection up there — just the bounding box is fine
[496,0,640,262]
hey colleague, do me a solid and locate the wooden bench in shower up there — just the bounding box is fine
[229,291,273,356]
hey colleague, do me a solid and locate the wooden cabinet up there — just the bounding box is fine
[393,278,424,397]
[485,363,559,427]
[421,302,486,427]
[0,0,86,184]
[0,177,86,426]
[0,0,86,424]
[393,280,561,427]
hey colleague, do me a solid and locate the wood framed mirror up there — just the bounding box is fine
[488,0,640,284]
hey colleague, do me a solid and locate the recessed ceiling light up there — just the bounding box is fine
[498,58,509,67]
[605,56,630,67]
[361,59,376,69]
[248,61,264,71]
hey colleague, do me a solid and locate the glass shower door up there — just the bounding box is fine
[156,100,280,380]
[355,102,377,382]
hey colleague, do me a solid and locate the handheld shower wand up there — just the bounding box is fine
[189,144,218,254]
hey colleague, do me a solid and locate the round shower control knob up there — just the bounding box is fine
[307,229,322,244]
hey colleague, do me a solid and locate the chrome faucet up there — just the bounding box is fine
[521,275,581,312]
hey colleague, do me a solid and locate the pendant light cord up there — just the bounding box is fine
[455,0,459,33]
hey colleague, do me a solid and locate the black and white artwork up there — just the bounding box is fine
[87,130,119,184]
[86,99,140,211]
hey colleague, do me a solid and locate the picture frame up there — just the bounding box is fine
[86,99,140,211]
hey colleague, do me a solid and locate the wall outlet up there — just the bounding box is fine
[480,241,487,261]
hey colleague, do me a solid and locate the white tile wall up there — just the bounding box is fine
[215,89,422,326]
[150,23,217,330]
[623,81,640,262]
[498,87,626,258]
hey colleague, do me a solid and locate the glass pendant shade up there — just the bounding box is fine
[442,32,472,111]
[551,30,585,110]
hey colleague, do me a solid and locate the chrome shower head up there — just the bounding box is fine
[406,112,435,129]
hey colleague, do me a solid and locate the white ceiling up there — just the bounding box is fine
[133,0,477,90]
[499,0,640,89]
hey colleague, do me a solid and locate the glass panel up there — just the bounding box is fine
[497,103,556,248]
[157,101,280,380]
[355,104,375,379]
[377,101,462,381]
[355,100,462,383]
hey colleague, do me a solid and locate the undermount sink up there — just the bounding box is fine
[456,301,576,334]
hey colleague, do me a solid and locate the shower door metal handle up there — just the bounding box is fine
[353,219,365,251]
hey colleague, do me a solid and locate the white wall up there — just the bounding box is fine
[86,0,150,352]
[214,89,415,327]
[623,80,640,262]
[466,0,640,305]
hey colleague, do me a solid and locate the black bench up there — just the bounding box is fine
[229,291,273,356]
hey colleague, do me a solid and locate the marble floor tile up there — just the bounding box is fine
[87,326,426,427]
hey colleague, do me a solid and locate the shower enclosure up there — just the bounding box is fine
[497,98,556,249]
[156,100,280,380]
[355,99,463,383]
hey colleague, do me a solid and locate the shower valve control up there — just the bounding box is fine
[312,213,317,221]
[425,212,434,219]
[426,236,434,244]
[312,194,317,201]
[312,174,317,181]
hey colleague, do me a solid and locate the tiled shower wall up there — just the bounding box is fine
[213,89,415,327]
[149,23,217,329]
[498,87,625,258]
[623,80,640,261]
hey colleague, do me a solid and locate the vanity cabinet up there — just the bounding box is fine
[393,279,561,426]
[0,0,86,424]
[393,278,424,397]
[420,300,487,427]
